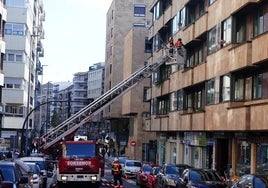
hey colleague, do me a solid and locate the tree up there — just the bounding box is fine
[51,110,60,128]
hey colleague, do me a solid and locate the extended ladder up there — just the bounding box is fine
[40,54,171,151]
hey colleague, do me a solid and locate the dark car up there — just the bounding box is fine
[176,168,227,188]
[157,164,192,188]
[136,163,158,187]
[148,166,161,188]
[0,169,13,188]
[231,174,268,188]
[0,159,33,188]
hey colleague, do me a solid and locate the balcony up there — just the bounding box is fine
[252,33,268,64]
[194,12,208,38]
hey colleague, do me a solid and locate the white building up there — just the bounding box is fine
[1,0,45,146]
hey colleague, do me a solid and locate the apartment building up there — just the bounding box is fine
[0,0,6,144]
[1,0,45,149]
[147,0,268,176]
[105,0,153,160]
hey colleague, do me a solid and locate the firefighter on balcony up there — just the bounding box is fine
[175,38,184,56]
[168,37,175,57]
[112,157,123,188]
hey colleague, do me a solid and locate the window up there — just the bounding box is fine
[6,0,25,7]
[208,26,217,54]
[5,105,23,117]
[206,79,215,105]
[170,92,177,111]
[234,77,244,101]
[145,37,152,53]
[172,13,180,34]
[153,1,161,21]
[179,8,186,29]
[153,64,171,84]
[235,15,246,43]
[253,8,268,37]
[157,95,169,115]
[177,89,184,110]
[220,75,231,102]
[209,0,216,5]
[221,17,232,47]
[134,4,146,17]
[4,51,25,62]
[133,23,145,27]
[253,73,262,99]
[4,23,25,36]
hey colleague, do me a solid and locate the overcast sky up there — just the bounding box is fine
[41,0,112,83]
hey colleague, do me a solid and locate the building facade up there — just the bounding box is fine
[0,0,6,145]
[105,0,153,160]
[147,0,268,176]
[1,0,45,150]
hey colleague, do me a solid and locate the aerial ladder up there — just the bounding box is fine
[40,47,185,152]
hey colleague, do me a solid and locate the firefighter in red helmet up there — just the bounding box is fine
[112,157,123,188]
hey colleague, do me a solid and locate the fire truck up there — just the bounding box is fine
[40,47,183,187]
[56,140,104,187]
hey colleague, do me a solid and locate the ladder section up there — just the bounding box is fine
[41,55,171,151]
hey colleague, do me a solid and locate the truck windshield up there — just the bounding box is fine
[66,143,96,158]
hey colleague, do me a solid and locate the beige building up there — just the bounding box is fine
[147,0,268,176]
[105,0,154,161]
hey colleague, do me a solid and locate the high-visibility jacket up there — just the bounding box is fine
[112,162,122,175]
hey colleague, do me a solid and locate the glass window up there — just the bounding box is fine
[178,90,184,110]
[209,0,216,5]
[134,4,146,17]
[8,54,14,61]
[207,79,215,105]
[235,15,246,43]
[222,17,232,46]
[234,77,244,101]
[179,8,186,29]
[253,73,262,99]
[253,7,268,37]
[157,96,169,115]
[170,92,177,111]
[220,75,230,102]
[208,26,217,54]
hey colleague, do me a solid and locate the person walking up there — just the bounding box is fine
[111,157,123,188]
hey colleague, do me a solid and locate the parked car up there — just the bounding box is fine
[231,174,268,188]
[136,163,158,187]
[176,168,227,188]
[0,159,33,188]
[24,162,43,188]
[118,156,129,168]
[0,169,13,188]
[147,166,161,188]
[20,156,49,188]
[122,159,142,178]
[157,164,192,188]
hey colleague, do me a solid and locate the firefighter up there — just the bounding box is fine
[111,157,123,188]
[169,37,175,57]
[175,38,184,56]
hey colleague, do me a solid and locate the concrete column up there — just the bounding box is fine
[250,142,257,173]
[231,138,237,176]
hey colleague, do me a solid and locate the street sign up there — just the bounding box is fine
[130,140,136,147]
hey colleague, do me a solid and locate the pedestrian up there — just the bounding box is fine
[111,157,123,188]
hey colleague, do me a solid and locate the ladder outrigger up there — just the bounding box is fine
[40,48,185,151]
